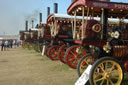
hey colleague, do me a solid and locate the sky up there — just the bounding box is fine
[0,0,128,35]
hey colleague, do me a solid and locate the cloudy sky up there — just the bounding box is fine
[0,0,127,35]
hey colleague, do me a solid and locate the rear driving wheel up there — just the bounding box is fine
[65,45,87,69]
[58,44,67,64]
[48,45,60,61]
[89,57,124,85]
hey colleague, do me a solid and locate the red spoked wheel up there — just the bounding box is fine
[65,45,87,69]
[48,45,60,61]
[58,44,67,64]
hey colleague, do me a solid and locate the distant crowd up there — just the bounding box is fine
[0,40,21,51]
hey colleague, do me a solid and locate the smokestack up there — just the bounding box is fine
[32,20,34,28]
[47,7,50,17]
[54,3,58,13]
[40,13,42,24]
[25,21,28,31]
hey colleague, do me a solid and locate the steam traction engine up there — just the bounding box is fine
[38,23,51,53]
[46,13,86,65]
[29,28,42,52]
[67,0,128,84]
[46,13,75,61]
[22,31,31,48]
[36,13,52,53]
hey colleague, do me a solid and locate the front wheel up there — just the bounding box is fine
[65,45,87,69]
[77,53,95,77]
[48,45,60,61]
[89,57,124,85]
[58,44,67,64]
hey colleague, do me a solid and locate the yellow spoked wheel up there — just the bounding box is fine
[77,53,94,77]
[89,57,124,85]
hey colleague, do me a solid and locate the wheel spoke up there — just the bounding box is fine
[101,63,105,70]
[71,59,77,64]
[94,72,103,76]
[76,54,82,58]
[111,76,119,79]
[100,79,105,85]
[105,62,108,72]
[70,50,76,56]
[99,64,105,73]
[109,79,114,85]
[69,58,75,63]
[95,77,104,82]
[74,59,78,64]
[110,64,115,73]
[85,59,89,65]
[107,79,109,85]
[111,70,119,73]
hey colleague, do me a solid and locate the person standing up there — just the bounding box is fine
[10,40,13,48]
[5,40,8,51]
[13,40,17,48]
[7,40,10,48]
[1,40,5,51]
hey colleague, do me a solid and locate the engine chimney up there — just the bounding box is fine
[40,13,42,24]
[25,20,28,31]
[47,7,50,17]
[54,3,58,13]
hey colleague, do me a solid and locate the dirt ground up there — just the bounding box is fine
[0,47,77,85]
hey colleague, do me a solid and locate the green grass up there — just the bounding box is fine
[35,52,42,56]
[51,63,71,71]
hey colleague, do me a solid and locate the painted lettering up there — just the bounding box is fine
[115,4,128,9]
[93,2,108,7]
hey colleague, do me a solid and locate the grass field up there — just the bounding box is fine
[0,47,127,85]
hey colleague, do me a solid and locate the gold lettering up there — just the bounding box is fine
[115,4,128,9]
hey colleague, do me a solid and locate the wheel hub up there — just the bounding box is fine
[74,54,78,58]
[104,73,111,79]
